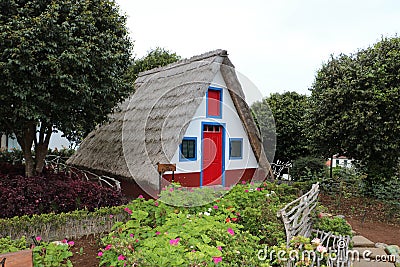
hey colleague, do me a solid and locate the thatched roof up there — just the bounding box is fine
[67,49,271,190]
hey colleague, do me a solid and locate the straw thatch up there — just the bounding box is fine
[67,49,271,190]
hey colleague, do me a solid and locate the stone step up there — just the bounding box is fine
[354,247,388,259]
[352,259,395,267]
[352,235,375,248]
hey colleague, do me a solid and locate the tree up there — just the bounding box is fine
[252,92,310,163]
[308,36,400,185]
[0,0,133,177]
[127,47,181,82]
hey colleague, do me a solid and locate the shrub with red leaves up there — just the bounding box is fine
[0,165,125,218]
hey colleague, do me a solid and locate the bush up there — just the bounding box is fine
[313,216,353,237]
[291,156,327,181]
[98,182,301,266]
[0,171,125,218]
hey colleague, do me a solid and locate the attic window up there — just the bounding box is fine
[207,87,222,118]
[180,137,197,161]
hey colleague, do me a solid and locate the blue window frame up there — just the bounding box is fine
[229,138,243,160]
[206,86,223,119]
[179,137,197,161]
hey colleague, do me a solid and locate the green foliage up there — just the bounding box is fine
[98,182,299,266]
[269,236,331,267]
[370,177,400,221]
[0,206,129,242]
[291,156,327,182]
[308,36,400,185]
[0,0,133,175]
[0,236,27,254]
[127,47,181,82]
[252,92,310,162]
[33,240,73,267]
[0,148,23,164]
[313,217,353,237]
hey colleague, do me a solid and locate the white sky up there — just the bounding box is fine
[115,0,399,100]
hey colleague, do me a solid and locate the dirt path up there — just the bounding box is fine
[347,217,400,246]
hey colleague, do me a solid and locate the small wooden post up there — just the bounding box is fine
[157,163,176,193]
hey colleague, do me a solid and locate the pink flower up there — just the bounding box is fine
[191,250,196,253]
[68,241,74,246]
[256,187,261,191]
[244,189,249,193]
[250,182,254,185]
[62,239,68,243]
[129,233,134,238]
[35,236,42,242]
[105,244,112,250]
[109,214,114,219]
[154,202,159,207]
[124,207,132,215]
[169,187,174,192]
[213,256,222,264]
[213,205,218,209]
[118,254,125,261]
[241,180,247,184]
[138,195,144,199]
[135,239,139,243]
[217,246,222,251]
[155,231,161,235]
[227,228,235,236]
[317,245,327,253]
[169,238,180,246]
[97,252,103,257]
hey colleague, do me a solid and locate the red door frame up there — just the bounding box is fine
[201,122,225,186]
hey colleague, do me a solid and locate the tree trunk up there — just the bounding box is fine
[16,122,36,177]
[35,125,52,174]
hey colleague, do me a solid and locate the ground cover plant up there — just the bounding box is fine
[97,181,350,266]
[0,236,74,267]
[0,163,125,218]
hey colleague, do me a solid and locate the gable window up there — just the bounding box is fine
[180,137,197,161]
[229,138,243,159]
[207,87,222,118]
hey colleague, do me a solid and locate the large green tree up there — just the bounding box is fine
[252,92,310,163]
[0,0,133,176]
[308,36,400,184]
[127,47,181,84]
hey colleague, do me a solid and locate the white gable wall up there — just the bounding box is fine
[170,70,259,174]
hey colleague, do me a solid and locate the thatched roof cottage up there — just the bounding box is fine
[67,49,272,197]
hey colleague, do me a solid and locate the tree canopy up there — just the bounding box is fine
[128,47,181,81]
[308,36,400,183]
[0,0,133,176]
[252,92,310,163]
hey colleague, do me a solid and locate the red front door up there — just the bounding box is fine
[202,124,223,186]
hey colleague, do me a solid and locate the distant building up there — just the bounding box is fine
[326,155,354,168]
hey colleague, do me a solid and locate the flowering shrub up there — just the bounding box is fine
[0,235,74,267]
[99,210,264,266]
[32,236,74,267]
[97,181,301,266]
[0,171,125,218]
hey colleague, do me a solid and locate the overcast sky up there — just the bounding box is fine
[115,0,399,101]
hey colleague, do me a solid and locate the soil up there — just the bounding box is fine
[319,194,400,246]
[69,194,400,266]
[70,235,100,267]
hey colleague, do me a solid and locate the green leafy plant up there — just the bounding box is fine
[313,216,353,237]
[0,236,27,254]
[32,237,73,267]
